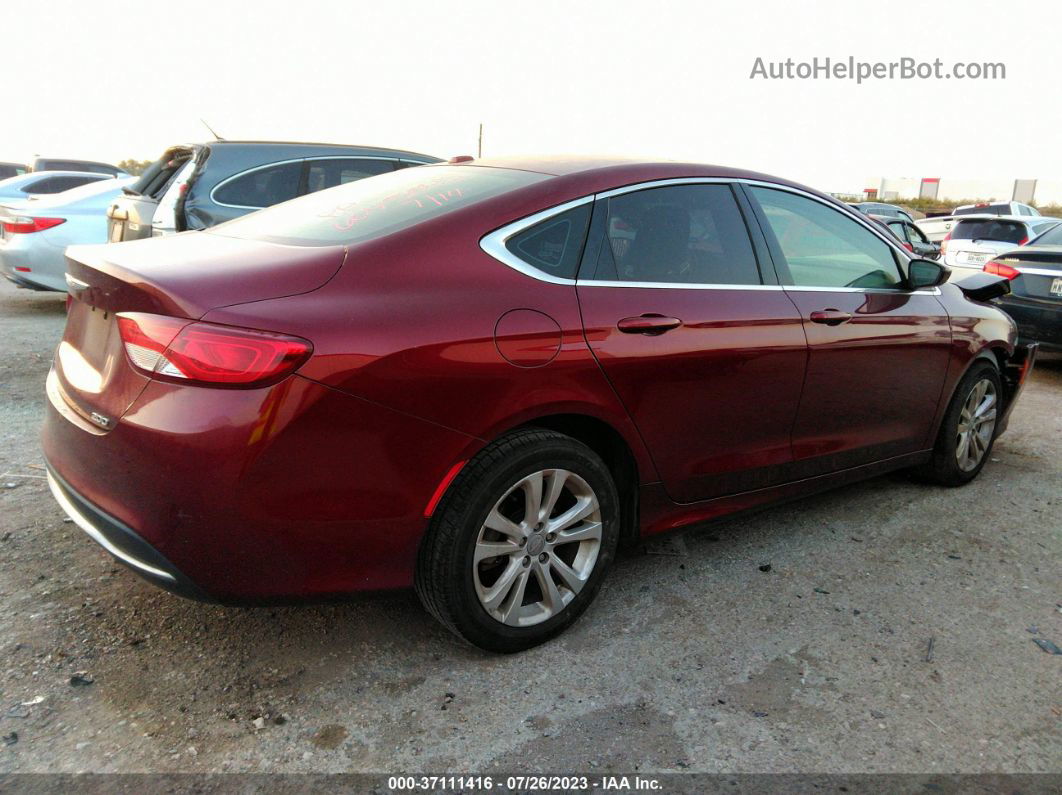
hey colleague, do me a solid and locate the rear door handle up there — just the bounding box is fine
[809,309,852,326]
[617,314,683,334]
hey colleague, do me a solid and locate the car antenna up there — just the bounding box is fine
[200,118,225,141]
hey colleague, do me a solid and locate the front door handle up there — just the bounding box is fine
[809,309,852,326]
[617,314,683,334]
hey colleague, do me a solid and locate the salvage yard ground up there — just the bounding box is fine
[0,283,1059,773]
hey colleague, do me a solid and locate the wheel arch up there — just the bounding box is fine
[517,413,642,549]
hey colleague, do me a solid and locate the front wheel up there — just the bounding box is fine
[914,360,1002,486]
[415,428,619,653]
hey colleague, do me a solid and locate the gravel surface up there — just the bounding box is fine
[0,282,1059,774]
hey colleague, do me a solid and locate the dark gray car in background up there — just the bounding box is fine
[106,141,441,242]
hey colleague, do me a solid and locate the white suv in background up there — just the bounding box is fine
[941,215,1060,270]
[916,201,1042,243]
[953,201,1040,217]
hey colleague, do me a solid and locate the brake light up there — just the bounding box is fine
[117,313,312,387]
[1016,236,1028,246]
[940,230,951,255]
[984,261,1021,280]
[1,216,65,234]
[902,242,914,253]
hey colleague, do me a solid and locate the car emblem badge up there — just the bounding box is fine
[89,412,113,429]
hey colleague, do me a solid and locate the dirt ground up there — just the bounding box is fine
[0,282,1059,775]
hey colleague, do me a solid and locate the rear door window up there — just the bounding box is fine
[213,161,303,208]
[886,220,908,241]
[950,219,1028,244]
[25,174,105,194]
[908,223,930,245]
[304,159,396,195]
[588,184,761,285]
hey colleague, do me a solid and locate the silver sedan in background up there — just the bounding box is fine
[0,176,135,292]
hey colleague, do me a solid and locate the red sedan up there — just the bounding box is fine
[42,157,1036,651]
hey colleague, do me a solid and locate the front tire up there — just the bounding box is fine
[915,360,1002,486]
[415,428,619,653]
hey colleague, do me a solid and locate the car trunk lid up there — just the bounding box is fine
[55,233,344,428]
[106,146,199,242]
[995,248,1062,300]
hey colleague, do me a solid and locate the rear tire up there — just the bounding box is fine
[914,360,1002,486]
[415,428,619,653]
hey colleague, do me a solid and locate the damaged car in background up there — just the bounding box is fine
[106,141,441,242]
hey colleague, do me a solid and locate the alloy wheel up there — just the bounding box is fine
[473,469,602,627]
[956,377,997,472]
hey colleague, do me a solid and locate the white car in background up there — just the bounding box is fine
[940,214,1060,271]
[0,170,114,204]
[0,176,135,292]
[917,201,1042,243]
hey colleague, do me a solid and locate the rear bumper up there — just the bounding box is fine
[0,235,68,292]
[998,342,1038,435]
[46,466,212,601]
[3,270,55,291]
[42,369,480,602]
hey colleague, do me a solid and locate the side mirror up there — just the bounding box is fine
[907,258,950,289]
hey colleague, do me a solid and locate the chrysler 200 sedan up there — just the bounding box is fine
[42,157,1036,652]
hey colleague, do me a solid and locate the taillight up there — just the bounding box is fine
[1016,236,1028,246]
[940,230,951,255]
[984,261,1021,280]
[0,216,66,234]
[117,313,312,388]
[902,242,914,253]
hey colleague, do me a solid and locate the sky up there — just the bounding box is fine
[6,0,1061,195]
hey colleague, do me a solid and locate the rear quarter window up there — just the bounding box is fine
[305,158,395,194]
[209,165,549,247]
[505,203,592,279]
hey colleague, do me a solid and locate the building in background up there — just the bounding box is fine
[863,177,1062,206]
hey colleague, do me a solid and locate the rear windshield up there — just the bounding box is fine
[209,165,549,246]
[951,219,1027,244]
[954,203,1008,216]
[1030,224,1062,246]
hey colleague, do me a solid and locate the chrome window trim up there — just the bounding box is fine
[478,195,594,286]
[210,155,405,210]
[480,176,927,291]
[578,281,782,291]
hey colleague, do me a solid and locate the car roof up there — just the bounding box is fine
[191,140,441,159]
[952,214,1044,223]
[3,170,112,183]
[34,157,116,165]
[463,155,823,193]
